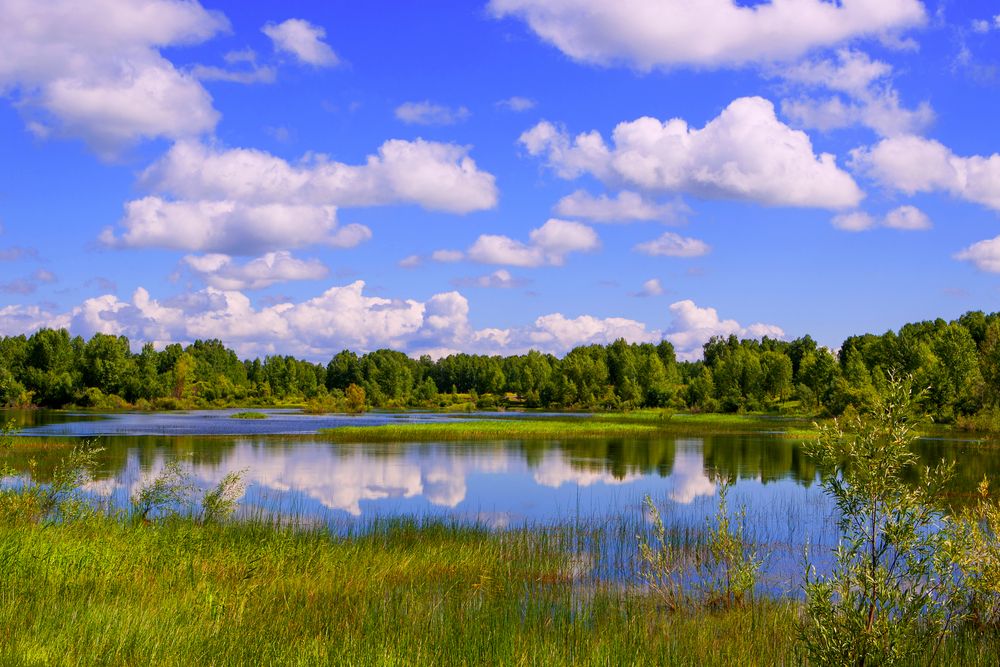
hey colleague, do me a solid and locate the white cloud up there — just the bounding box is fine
[496,96,536,112]
[528,313,658,351]
[3,282,782,362]
[521,97,863,209]
[466,236,544,267]
[831,211,876,232]
[850,136,1000,212]
[635,278,664,297]
[182,251,329,290]
[0,0,226,155]
[452,269,526,289]
[441,219,599,267]
[666,300,784,360]
[955,236,1000,273]
[883,205,931,230]
[262,18,339,67]
[554,190,688,223]
[398,254,422,268]
[489,0,925,70]
[635,232,710,258]
[395,101,470,125]
[779,49,891,96]
[431,249,464,263]
[190,48,275,83]
[103,138,497,253]
[777,50,933,138]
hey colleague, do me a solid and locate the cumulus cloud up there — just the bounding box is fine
[554,190,688,223]
[437,219,599,267]
[2,281,781,363]
[955,236,1000,273]
[0,0,226,155]
[635,232,710,257]
[262,18,339,67]
[527,313,658,351]
[102,138,497,253]
[778,49,933,138]
[488,0,925,70]
[182,251,329,290]
[850,136,1000,212]
[496,96,536,112]
[521,97,863,209]
[666,300,784,360]
[395,101,470,125]
[883,205,931,230]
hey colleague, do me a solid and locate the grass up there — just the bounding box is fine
[0,506,795,665]
[319,412,820,443]
[0,507,996,665]
[230,411,268,420]
[320,418,664,442]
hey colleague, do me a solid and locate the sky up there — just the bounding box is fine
[1,0,999,362]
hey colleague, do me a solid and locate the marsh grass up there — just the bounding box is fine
[0,502,801,666]
[318,412,820,443]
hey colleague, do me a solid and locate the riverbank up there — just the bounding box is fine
[0,509,997,665]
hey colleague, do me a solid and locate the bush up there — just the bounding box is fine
[799,376,966,665]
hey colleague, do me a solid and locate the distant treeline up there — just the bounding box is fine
[1,310,999,421]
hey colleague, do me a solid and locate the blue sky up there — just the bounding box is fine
[1,0,999,361]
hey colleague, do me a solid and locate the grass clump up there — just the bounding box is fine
[230,411,267,420]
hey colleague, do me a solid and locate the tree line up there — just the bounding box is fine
[1,310,999,422]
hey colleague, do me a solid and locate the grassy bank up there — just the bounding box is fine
[0,510,800,665]
[0,511,997,665]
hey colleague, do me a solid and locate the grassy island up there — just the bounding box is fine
[230,411,268,419]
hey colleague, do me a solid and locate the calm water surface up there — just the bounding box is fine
[4,409,995,588]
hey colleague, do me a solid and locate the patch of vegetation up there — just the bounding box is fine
[230,411,267,420]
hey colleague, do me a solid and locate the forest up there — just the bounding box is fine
[1,310,999,424]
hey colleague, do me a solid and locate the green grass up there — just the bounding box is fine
[0,508,794,666]
[230,411,268,420]
[320,418,665,441]
[319,412,819,442]
[0,508,996,665]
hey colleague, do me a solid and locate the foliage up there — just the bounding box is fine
[344,383,366,413]
[130,461,196,522]
[201,470,247,524]
[0,419,17,451]
[3,310,1000,419]
[638,481,762,613]
[799,376,966,666]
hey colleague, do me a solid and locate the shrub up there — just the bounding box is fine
[799,375,966,666]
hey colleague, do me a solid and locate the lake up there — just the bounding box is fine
[4,408,995,589]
